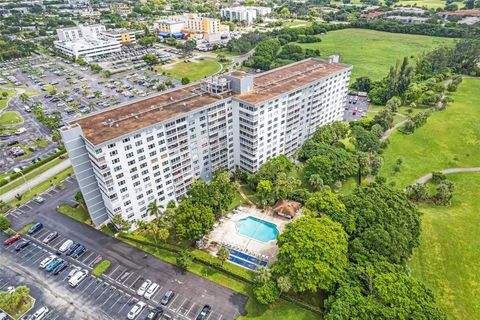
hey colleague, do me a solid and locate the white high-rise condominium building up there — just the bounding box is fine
[61,58,351,227]
[220,7,257,24]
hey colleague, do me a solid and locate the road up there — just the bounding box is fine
[414,167,480,184]
[5,177,247,319]
[0,159,71,202]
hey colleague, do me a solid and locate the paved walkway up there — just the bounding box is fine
[0,159,71,202]
[414,167,480,184]
[381,118,410,141]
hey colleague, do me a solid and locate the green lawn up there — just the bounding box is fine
[92,259,111,276]
[0,88,14,110]
[8,167,74,206]
[0,157,65,196]
[240,299,318,320]
[283,21,313,28]
[295,29,455,81]
[398,0,446,8]
[156,57,223,82]
[0,111,23,126]
[57,204,91,225]
[379,78,480,187]
[409,172,480,320]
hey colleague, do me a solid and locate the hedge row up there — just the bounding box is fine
[117,233,321,314]
[118,233,255,283]
[0,146,66,188]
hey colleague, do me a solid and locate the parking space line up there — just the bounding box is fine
[118,297,133,313]
[101,289,117,306]
[78,251,93,263]
[106,265,120,278]
[79,277,97,294]
[109,294,123,310]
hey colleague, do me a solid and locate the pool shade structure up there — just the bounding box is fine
[236,216,279,243]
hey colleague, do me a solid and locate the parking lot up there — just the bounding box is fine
[343,93,369,122]
[5,176,246,320]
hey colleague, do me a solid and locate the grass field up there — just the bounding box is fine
[409,172,480,320]
[397,0,446,8]
[296,29,455,80]
[156,57,223,82]
[0,88,14,110]
[0,111,23,126]
[379,77,480,187]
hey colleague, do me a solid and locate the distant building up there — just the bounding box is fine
[390,7,426,15]
[220,7,257,24]
[437,9,480,19]
[66,0,89,5]
[386,16,429,23]
[458,16,480,25]
[110,3,132,16]
[361,11,385,20]
[101,29,139,44]
[154,14,228,39]
[54,25,122,58]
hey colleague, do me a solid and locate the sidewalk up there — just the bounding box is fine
[0,159,71,203]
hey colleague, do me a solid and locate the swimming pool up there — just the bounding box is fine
[236,216,279,243]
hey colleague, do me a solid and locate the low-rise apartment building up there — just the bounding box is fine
[61,58,351,227]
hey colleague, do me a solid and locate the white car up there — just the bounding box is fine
[67,266,81,279]
[32,306,49,320]
[5,286,15,294]
[39,255,57,269]
[68,269,88,287]
[144,282,159,299]
[136,279,151,296]
[127,301,146,319]
[58,239,73,253]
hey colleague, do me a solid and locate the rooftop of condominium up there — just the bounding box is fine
[67,58,350,145]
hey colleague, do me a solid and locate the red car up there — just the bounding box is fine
[4,234,21,245]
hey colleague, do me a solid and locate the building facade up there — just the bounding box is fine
[61,58,351,227]
[101,29,138,44]
[220,7,257,24]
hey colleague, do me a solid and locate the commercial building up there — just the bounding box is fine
[154,20,184,35]
[54,24,126,58]
[61,58,351,227]
[101,29,138,44]
[220,7,257,24]
[385,16,429,23]
[154,14,228,39]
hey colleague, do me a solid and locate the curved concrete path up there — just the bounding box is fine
[414,167,480,184]
[381,118,410,141]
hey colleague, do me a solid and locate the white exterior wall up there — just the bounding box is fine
[63,60,351,227]
[220,8,257,24]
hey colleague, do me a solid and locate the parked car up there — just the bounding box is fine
[53,261,69,275]
[33,196,45,204]
[4,234,21,245]
[144,282,159,299]
[160,290,174,306]
[68,269,88,287]
[65,243,80,256]
[45,258,63,272]
[196,305,211,320]
[67,266,81,279]
[15,240,31,251]
[71,245,86,258]
[145,307,163,320]
[58,239,73,254]
[39,255,57,269]
[32,306,49,320]
[28,222,43,234]
[127,301,146,319]
[43,232,58,244]
[136,279,152,296]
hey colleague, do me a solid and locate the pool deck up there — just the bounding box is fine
[205,206,293,265]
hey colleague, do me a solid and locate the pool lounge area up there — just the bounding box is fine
[206,206,296,269]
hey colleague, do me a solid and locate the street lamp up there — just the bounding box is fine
[18,171,32,193]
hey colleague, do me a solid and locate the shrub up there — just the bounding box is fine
[0,215,11,231]
[92,259,111,276]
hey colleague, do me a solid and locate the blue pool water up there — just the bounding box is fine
[236,216,279,243]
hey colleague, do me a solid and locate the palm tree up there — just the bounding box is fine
[147,199,164,222]
[217,247,230,266]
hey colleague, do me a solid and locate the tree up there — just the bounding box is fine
[177,249,193,270]
[217,247,230,266]
[351,77,372,92]
[253,279,280,305]
[175,200,215,241]
[147,199,163,221]
[74,192,86,209]
[343,185,422,264]
[276,276,292,293]
[181,40,196,54]
[273,216,349,292]
[111,214,131,231]
[308,174,324,191]
[255,266,272,284]
[385,96,402,113]
[433,180,455,206]
[1,92,8,99]
[20,93,29,104]
[181,77,191,85]
[405,183,428,203]
[305,190,354,233]
[142,54,159,66]
[350,126,381,153]
[0,215,11,231]
[256,180,272,207]
[279,7,290,18]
